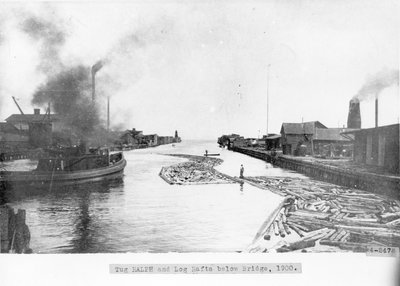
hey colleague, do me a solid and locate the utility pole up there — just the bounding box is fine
[266,64,271,137]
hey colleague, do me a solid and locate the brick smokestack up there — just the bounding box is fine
[347,98,361,129]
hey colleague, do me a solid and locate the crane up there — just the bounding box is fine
[12,96,25,115]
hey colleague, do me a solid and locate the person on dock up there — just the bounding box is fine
[240,164,244,178]
[205,150,208,157]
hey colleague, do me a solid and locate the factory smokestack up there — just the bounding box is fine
[91,61,104,101]
[347,98,361,129]
[375,97,378,127]
[107,96,110,132]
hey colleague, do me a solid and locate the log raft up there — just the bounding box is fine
[243,175,400,253]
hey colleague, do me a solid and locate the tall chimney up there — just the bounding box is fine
[91,61,104,102]
[375,97,378,127]
[107,96,110,132]
[347,99,361,129]
[91,71,95,101]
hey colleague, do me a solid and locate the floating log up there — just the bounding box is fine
[319,240,370,252]
[332,218,385,228]
[336,225,400,237]
[339,232,351,242]
[386,218,400,226]
[287,220,308,232]
[302,227,332,241]
[277,217,286,237]
[290,209,331,220]
[334,229,348,242]
[282,189,308,200]
[289,224,305,237]
[276,239,316,252]
[341,208,381,215]
[329,230,340,241]
[273,220,280,236]
[282,222,291,235]
[250,198,287,245]
[379,212,400,222]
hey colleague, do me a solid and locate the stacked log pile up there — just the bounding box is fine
[245,176,400,253]
[159,154,235,185]
[0,205,32,253]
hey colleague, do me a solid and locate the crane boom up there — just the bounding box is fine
[12,96,25,115]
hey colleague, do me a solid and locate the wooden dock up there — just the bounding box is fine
[231,146,400,196]
[0,205,32,253]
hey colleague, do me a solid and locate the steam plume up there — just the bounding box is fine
[353,68,399,101]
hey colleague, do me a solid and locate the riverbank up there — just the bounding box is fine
[231,146,400,196]
[159,154,236,185]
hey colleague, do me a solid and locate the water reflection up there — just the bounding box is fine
[72,189,92,253]
[1,178,123,203]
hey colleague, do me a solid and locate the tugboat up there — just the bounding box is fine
[0,144,126,188]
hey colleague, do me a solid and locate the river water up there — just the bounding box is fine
[2,140,306,253]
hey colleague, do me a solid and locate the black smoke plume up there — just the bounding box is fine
[31,66,101,142]
[20,15,66,73]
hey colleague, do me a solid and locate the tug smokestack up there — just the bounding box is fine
[347,98,361,129]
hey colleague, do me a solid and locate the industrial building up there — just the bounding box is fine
[0,122,30,151]
[0,108,61,150]
[264,134,281,150]
[142,134,158,146]
[343,95,400,174]
[217,134,241,148]
[5,109,61,132]
[280,122,354,157]
[344,124,399,174]
[115,128,180,149]
[158,136,174,145]
[280,121,327,155]
[313,128,354,157]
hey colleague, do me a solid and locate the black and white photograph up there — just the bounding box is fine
[0,0,399,285]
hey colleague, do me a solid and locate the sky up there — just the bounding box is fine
[0,0,398,140]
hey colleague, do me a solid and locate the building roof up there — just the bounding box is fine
[266,134,281,140]
[341,124,399,135]
[120,130,133,137]
[280,121,327,135]
[5,114,60,123]
[314,128,353,142]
